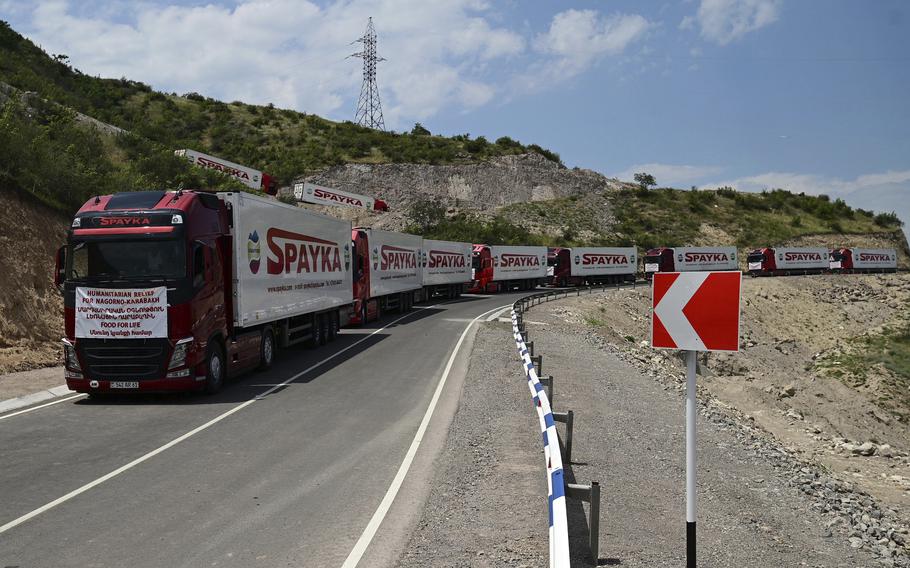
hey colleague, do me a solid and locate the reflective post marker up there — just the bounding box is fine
[686,349,696,567]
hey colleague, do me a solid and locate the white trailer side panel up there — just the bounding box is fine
[294,182,376,211]
[569,247,637,277]
[773,247,829,270]
[852,248,897,270]
[423,239,472,286]
[675,247,738,272]
[491,246,548,281]
[367,229,423,297]
[222,192,353,327]
[177,149,263,191]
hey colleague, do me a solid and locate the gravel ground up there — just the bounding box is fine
[527,293,908,567]
[395,322,549,568]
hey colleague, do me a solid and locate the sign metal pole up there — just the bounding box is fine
[686,349,696,568]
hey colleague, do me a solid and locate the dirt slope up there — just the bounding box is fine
[0,188,68,373]
[553,274,910,516]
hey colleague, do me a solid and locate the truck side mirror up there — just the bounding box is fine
[54,246,66,289]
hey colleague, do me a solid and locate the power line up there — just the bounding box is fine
[349,17,386,131]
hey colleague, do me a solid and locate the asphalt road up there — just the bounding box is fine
[0,292,523,568]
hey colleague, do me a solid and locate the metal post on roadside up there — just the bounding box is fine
[686,349,696,568]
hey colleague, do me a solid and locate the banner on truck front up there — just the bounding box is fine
[75,287,168,339]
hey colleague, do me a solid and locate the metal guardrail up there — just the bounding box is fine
[510,306,570,567]
[509,282,638,565]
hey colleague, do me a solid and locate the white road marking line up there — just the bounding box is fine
[340,302,511,568]
[0,394,86,421]
[485,306,511,321]
[0,305,441,536]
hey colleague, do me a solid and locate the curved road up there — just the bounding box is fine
[0,292,525,567]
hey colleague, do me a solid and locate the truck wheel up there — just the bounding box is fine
[259,328,275,370]
[310,314,324,347]
[204,342,225,394]
[328,311,338,341]
[319,314,329,346]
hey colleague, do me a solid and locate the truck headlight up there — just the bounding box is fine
[168,338,194,369]
[62,338,80,371]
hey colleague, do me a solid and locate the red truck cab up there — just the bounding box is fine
[55,190,253,394]
[644,247,674,278]
[747,247,775,275]
[547,247,577,287]
[350,228,380,324]
[469,244,494,293]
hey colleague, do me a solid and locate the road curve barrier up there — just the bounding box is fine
[510,304,570,567]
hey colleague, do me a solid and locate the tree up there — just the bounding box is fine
[634,172,656,190]
[407,198,446,233]
[410,123,431,136]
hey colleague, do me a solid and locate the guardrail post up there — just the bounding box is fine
[520,330,528,343]
[527,341,534,357]
[538,375,553,407]
[553,409,573,462]
[566,481,601,563]
[531,354,542,376]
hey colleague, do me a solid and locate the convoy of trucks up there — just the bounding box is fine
[53,187,902,396]
[54,190,470,395]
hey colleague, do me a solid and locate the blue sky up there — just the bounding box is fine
[3,1,908,235]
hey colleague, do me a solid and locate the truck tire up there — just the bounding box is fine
[204,342,225,394]
[328,311,338,341]
[259,328,275,370]
[318,314,329,346]
[309,314,324,347]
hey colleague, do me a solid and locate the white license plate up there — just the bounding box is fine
[110,381,139,389]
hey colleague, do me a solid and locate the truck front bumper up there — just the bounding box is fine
[66,375,206,394]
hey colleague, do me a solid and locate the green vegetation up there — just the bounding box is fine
[610,187,899,249]
[816,315,910,423]
[404,199,547,245]
[0,20,561,215]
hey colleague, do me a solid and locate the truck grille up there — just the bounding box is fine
[78,339,170,381]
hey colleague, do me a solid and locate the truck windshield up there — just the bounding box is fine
[67,239,186,281]
[644,255,661,264]
[747,253,764,263]
[472,253,481,270]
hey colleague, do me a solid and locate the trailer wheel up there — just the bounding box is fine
[328,311,338,341]
[259,328,275,370]
[318,314,329,346]
[204,342,225,394]
[309,314,324,347]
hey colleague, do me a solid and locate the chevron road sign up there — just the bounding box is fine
[650,270,741,568]
[651,271,741,352]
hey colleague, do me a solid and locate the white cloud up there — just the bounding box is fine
[687,0,780,45]
[616,163,723,187]
[535,9,651,76]
[18,0,527,128]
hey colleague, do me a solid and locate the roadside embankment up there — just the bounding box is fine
[522,292,908,566]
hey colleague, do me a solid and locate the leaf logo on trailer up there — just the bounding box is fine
[381,245,417,270]
[247,231,261,274]
[265,228,342,274]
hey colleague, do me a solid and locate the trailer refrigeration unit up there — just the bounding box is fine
[548,247,637,286]
[294,182,389,212]
[469,245,548,293]
[349,228,423,325]
[644,246,738,278]
[829,248,898,273]
[422,239,472,299]
[747,247,829,276]
[175,149,275,195]
[55,190,352,395]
